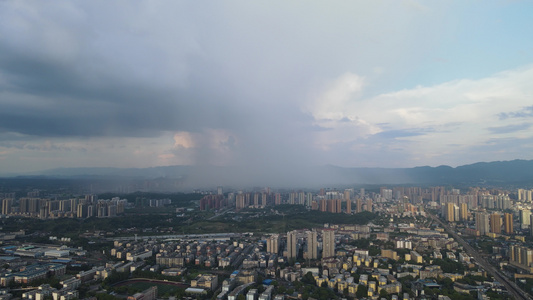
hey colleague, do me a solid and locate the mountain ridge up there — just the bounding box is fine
[5,159,531,188]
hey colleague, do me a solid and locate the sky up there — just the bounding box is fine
[1,1,533,176]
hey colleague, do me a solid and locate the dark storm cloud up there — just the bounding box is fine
[0,2,248,141]
[0,42,240,138]
[0,1,317,148]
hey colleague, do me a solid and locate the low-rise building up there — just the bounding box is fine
[191,274,218,291]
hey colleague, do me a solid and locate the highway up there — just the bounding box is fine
[428,212,531,300]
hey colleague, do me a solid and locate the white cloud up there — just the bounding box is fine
[308,72,366,121]
[309,65,533,166]
[307,72,381,150]
[173,132,195,149]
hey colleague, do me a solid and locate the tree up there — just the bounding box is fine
[95,294,120,300]
[277,285,287,294]
[356,284,368,299]
[369,246,380,256]
[380,288,389,298]
[256,274,265,285]
[302,272,317,285]
[440,277,454,290]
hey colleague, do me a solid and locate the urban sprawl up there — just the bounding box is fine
[1,185,533,300]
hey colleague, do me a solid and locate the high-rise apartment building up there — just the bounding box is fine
[267,234,279,254]
[490,213,502,234]
[530,214,533,237]
[306,193,313,207]
[381,188,393,200]
[459,203,468,221]
[19,198,41,214]
[260,193,267,207]
[236,194,245,210]
[518,189,533,202]
[322,229,335,258]
[345,189,351,214]
[89,204,96,217]
[520,209,531,229]
[1,198,12,215]
[476,212,490,235]
[311,200,318,210]
[70,198,79,213]
[356,198,362,213]
[319,199,327,212]
[510,245,533,268]
[274,193,281,205]
[346,199,351,214]
[77,203,88,218]
[326,199,342,213]
[58,200,70,212]
[288,192,296,205]
[445,202,455,222]
[366,199,372,212]
[287,231,297,259]
[39,204,49,219]
[298,192,305,206]
[245,193,251,206]
[253,193,259,208]
[306,230,318,260]
[504,213,514,235]
[344,189,351,201]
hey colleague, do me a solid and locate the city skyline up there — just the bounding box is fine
[1,1,533,182]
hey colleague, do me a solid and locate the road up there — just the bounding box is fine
[112,278,189,288]
[108,232,242,241]
[428,212,531,300]
[208,208,230,220]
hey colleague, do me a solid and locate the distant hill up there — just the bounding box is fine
[37,166,192,179]
[17,159,533,188]
[325,159,533,185]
